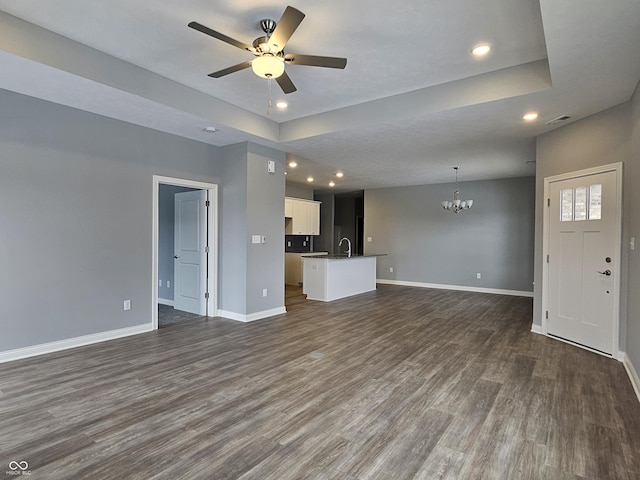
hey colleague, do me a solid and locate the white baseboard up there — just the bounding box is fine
[0,324,153,364]
[530,324,544,335]
[217,306,286,323]
[622,352,640,404]
[158,298,174,307]
[376,279,534,298]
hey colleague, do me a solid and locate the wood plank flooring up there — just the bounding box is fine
[1,284,639,479]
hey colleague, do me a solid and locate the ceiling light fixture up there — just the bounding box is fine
[276,101,288,109]
[472,44,491,57]
[442,167,473,213]
[523,112,539,121]
[251,55,285,79]
[288,161,298,168]
[336,171,344,178]
[329,181,335,187]
[307,176,314,183]
[203,126,217,133]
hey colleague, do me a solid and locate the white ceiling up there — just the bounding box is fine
[0,0,639,190]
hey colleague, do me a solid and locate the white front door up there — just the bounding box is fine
[174,190,207,315]
[546,167,621,354]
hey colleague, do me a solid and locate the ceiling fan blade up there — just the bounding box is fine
[268,6,305,51]
[284,53,347,69]
[208,61,252,78]
[276,71,297,94]
[188,21,252,52]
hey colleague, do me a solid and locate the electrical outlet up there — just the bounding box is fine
[389,267,394,273]
[167,280,170,288]
[159,279,162,287]
[123,299,131,311]
[262,288,268,297]
[476,273,482,279]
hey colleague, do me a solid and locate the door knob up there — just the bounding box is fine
[597,269,611,276]
[174,255,179,259]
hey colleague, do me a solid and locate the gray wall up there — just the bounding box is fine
[219,143,286,315]
[314,193,335,253]
[246,143,286,313]
[533,103,632,354]
[0,89,286,353]
[158,184,198,302]
[365,177,535,292]
[0,89,222,351]
[629,82,640,368]
[285,183,314,200]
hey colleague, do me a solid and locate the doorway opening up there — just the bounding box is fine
[152,176,218,329]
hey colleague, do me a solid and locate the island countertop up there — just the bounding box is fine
[302,255,383,302]
[302,253,387,259]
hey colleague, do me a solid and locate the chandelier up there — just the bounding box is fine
[442,167,473,213]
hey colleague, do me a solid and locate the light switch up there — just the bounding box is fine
[367,236,372,243]
[631,237,636,251]
[252,235,261,244]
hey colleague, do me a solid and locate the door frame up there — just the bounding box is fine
[541,162,623,358]
[152,175,218,330]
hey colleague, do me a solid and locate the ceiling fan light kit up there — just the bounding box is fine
[188,6,347,95]
[251,55,285,78]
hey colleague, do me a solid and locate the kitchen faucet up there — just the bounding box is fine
[339,237,352,257]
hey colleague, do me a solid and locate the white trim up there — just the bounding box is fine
[0,324,153,364]
[152,176,219,330]
[541,162,623,358]
[217,307,286,323]
[530,324,544,335]
[158,298,174,307]
[376,279,534,297]
[622,353,640,404]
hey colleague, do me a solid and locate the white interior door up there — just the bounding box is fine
[546,168,620,354]
[174,190,207,315]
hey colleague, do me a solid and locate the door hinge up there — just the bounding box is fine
[545,310,549,319]
[205,292,210,299]
[547,198,550,207]
[205,200,210,207]
[546,254,549,263]
[205,246,209,254]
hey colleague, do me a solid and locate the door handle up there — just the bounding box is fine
[597,269,611,276]
[174,255,179,259]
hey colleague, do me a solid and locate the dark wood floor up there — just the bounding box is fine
[1,285,639,479]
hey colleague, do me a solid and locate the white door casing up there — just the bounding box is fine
[174,190,208,315]
[543,163,622,356]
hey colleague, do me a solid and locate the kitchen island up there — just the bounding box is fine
[302,254,384,302]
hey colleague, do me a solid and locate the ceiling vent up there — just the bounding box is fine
[545,115,571,125]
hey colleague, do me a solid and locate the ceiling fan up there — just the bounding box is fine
[188,6,347,94]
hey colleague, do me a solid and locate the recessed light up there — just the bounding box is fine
[472,44,491,57]
[288,161,298,168]
[307,176,314,183]
[329,181,335,187]
[203,126,218,133]
[522,112,539,121]
[284,171,288,175]
[276,101,288,109]
[335,171,344,178]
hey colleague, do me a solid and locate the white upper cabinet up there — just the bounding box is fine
[285,197,321,235]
